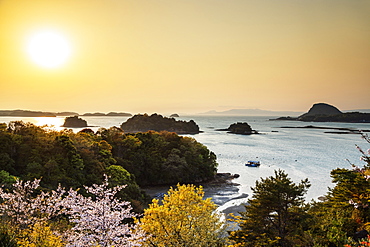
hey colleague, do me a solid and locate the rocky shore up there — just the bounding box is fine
[142,172,247,218]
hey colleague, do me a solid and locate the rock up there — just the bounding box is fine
[62,116,88,127]
[203,173,240,185]
[271,116,298,121]
[170,113,179,118]
[120,113,200,134]
[217,122,258,135]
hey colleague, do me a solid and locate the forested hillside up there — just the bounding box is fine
[0,121,217,209]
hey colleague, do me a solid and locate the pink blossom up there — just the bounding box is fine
[0,176,147,247]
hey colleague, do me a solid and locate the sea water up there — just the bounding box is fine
[1,115,369,201]
[181,116,370,201]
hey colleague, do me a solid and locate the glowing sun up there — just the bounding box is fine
[27,30,72,68]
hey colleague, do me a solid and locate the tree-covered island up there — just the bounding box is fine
[62,116,88,127]
[217,122,258,135]
[120,113,200,134]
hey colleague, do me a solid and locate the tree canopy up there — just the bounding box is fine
[0,121,218,210]
[229,169,311,247]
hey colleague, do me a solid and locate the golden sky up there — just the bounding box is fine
[1,0,369,114]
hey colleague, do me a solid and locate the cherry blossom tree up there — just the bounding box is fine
[61,175,147,247]
[0,176,147,247]
[0,178,66,228]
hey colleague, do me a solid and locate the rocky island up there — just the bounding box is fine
[217,122,258,135]
[273,103,370,123]
[62,116,88,128]
[120,113,200,134]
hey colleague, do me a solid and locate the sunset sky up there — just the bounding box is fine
[1,0,369,115]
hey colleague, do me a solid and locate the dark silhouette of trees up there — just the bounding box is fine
[120,113,200,134]
[229,170,311,247]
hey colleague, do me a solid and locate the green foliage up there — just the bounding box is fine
[307,201,350,246]
[0,224,18,247]
[0,122,218,211]
[307,133,370,246]
[106,165,148,211]
[229,169,311,247]
[0,170,17,189]
[101,128,218,186]
[0,122,145,209]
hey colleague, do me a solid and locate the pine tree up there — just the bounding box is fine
[229,170,310,247]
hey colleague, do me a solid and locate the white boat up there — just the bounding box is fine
[245,161,260,167]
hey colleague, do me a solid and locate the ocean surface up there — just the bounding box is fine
[1,115,369,203]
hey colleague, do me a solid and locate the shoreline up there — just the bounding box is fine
[142,175,248,217]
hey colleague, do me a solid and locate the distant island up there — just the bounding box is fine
[0,110,131,117]
[62,116,88,127]
[120,113,200,134]
[201,108,303,116]
[0,110,57,117]
[217,122,258,135]
[0,110,80,117]
[272,103,370,123]
[82,112,132,117]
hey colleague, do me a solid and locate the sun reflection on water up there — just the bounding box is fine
[0,117,66,131]
[32,117,65,130]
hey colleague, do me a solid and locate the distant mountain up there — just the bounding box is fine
[200,109,302,116]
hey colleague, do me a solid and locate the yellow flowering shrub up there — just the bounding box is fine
[139,184,225,247]
[17,222,64,247]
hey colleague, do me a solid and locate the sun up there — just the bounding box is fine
[26,30,72,69]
